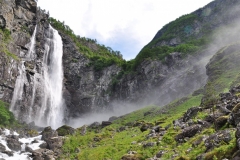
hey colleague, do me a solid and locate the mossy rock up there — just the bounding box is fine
[175,156,190,160]
[215,116,229,129]
[140,124,149,132]
[155,121,165,125]
[121,154,140,160]
[26,129,39,137]
[56,125,75,136]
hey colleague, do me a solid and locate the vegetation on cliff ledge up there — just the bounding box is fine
[49,17,125,71]
[0,100,16,127]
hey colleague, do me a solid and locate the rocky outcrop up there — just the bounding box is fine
[41,126,58,141]
[56,125,75,136]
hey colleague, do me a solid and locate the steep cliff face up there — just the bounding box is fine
[1,0,240,126]
[60,32,121,117]
[0,0,36,104]
[60,34,209,117]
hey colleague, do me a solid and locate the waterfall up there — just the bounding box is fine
[36,25,65,128]
[10,25,65,129]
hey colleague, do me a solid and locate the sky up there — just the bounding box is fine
[37,0,213,60]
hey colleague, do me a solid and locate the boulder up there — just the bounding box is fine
[229,103,240,126]
[183,107,201,122]
[118,126,127,132]
[175,125,202,142]
[230,85,240,94]
[219,92,234,101]
[155,151,165,158]
[46,136,63,152]
[204,129,232,151]
[39,142,47,149]
[236,123,240,139]
[80,125,87,135]
[41,126,58,141]
[25,145,33,152]
[56,125,75,136]
[109,116,118,122]
[140,124,149,132]
[89,122,101,129]
[215,116,228,129]
[31,148,55,160]
[121,154,140,160]
[0,143,6,152]
[2,150,13,157]
[143,142,156,148]
[6,136,21,151]
[232,150,240,160]
[102,121,112,127]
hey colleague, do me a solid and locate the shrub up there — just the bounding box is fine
[0,101,15,126]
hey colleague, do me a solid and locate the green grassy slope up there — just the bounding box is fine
[60,42,240,159]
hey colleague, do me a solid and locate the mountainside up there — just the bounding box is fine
[0,0,240,126]
[60,43,240,159]
[1,0,240,159]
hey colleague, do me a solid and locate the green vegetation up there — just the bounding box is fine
[131,12,211,69]
[0,100,15,127]
[0,28,19,60]
[49,17,124,71]
[202,44,240,107]
[60,87,239,159]
[61,94,205,159]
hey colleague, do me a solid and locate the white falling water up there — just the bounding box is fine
[10,62,25,120]
[10,25,65,129]
[25,26,37,60]
[35,25,65,128]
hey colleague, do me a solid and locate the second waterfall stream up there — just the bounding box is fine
[10,25,65,129]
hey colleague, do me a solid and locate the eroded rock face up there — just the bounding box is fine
[61,41,208,118]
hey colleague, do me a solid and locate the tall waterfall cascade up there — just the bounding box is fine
[10,25,65,129]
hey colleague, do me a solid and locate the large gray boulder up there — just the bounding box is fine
[41,126,58,141]
[6,135,21,151]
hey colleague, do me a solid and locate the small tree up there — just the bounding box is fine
[202,82,218,130]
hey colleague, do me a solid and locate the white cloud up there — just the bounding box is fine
[38,0,213,60]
